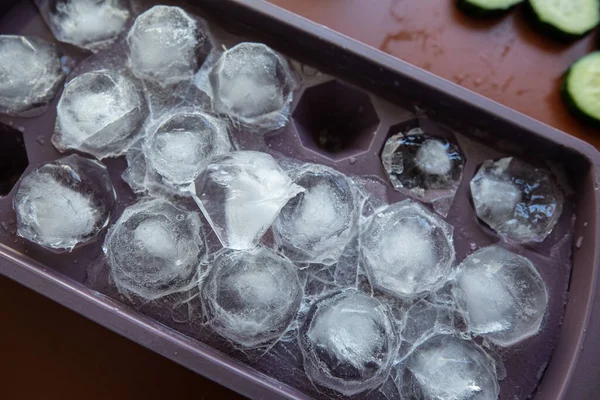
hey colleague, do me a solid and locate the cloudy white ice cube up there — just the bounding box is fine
[13,155,116,251]
[360,200,456,298]
[123,110,232,196]
[273,164,357,265]
[453,246,548,347]
[193,151,303,250]
[53,70,148,159]
[199,42,295,131]
[200,246,302,348]
[35,0,131,51]
[299,289,399,396]
[127,5,212,86]
[104,199,206,300]
[470,157,563,242]
[0,35,65,116]
[400,335,500,400]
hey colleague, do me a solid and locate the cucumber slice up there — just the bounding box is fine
[458,0,524,17]
[562,52,600,125]
[527,0,600,40]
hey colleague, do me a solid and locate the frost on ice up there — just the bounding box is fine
[470,157,563,242]
[104,199,206,300]
[0,35,65,116]
[453,246,548,347]
[127,5,212,86]
[123,110,232,196]
[193,151,303,250]
[400,335,500,400]
[381,125,465,216]
[197,42,296,132]
[360,200,456,298]
[299,289,399,396]
[35,0,131,51]
[273,164,357,265]
[13,155,116,251]
[53,70,148,159]
[200,246,302,348]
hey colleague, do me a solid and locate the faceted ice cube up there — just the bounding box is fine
[400,335,500,400]
[200,246,302,348]
[123,110,232,196]
[193,151,303,250]
[381,126,465,216]
[13,154,116,251]
[103,199,206,300]
[53,70,148,159]
[0,35,65,116]
[299,289,399,396]
[360,200,456,298]
[127,5,212,86]
[453,246,548,347]
[35,0,131,51]
[273,164,357,265]
[470,157,563,242]
[200,42,295,132]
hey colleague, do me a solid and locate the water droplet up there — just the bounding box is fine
[470,242,478,251]
[584,222,589,227]
[349,157,357,164]
[576,236,584,249]
[36,135,46,145]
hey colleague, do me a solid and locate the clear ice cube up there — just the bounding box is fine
[0,35,65,116]
[360,200,456,298]
[381,126,465,217]
[200,246,302,348]
[192,151,303,250]
[13,154,116,251]
[35,0,131,51]
[273,164,357,265]
[198,42,295,132]
[470,157,563,242]
[299,289,399,396]
[53,69,148,159]
[123,110,232,196]
[453,246,548,347]
[400,335,500,400]
[127,5,212,86]
[103,199,206,300]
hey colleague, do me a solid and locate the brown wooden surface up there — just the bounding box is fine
[2,1,599,399]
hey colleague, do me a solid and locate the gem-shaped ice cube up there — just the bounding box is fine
[127,5,212,86]
[193,151,303,250]
[453,246,548,347]
[200,42,295,132]
[104,199,206,300]
[123,110,232,196]
[13,154,116,251]
[360,200,456,298]
[52,70,148,159]
[273,164,357,265]
[400,335,500,400]
[0,35,65,116]
[299,289,399,396]
[35,0,131,51]
[381,125,465,217]
[200,246,302,347]
[470,157,563,242]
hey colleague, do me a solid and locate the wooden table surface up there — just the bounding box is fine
[2,1,598,399]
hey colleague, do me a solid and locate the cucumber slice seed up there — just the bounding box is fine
[461,0,523,11]
[528,0,600,36]
[563,52,600,124]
